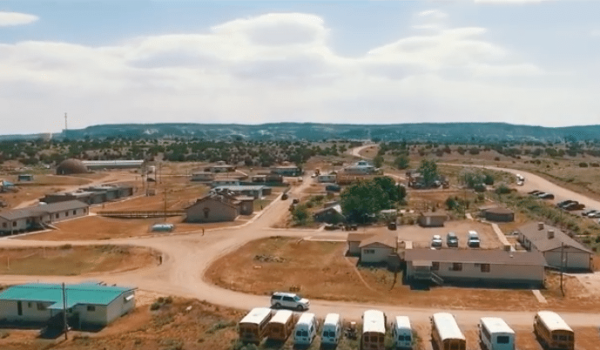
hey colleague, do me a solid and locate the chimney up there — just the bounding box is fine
[548,230,555,239]
[538,222,544,230]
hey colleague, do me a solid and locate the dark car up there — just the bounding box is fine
[563,202,585,211]
[528,190,542,195]
[537,193,555,200]
[446,232,459,247]
[557,200,577,208]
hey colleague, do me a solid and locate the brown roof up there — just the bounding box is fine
[187,194,239,210]
[0,200,89,221]
[359,233,398,249]
[347,233,375,242]
[405,248,547,267]
[518,222,592,254]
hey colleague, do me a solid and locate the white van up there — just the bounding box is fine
[392,316,413,349]
[321,313,342,345]
[479,317,515,350]
[294,313,318,346]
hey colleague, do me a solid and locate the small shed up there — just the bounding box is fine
[483,207,515,222]
[417,212,447,227]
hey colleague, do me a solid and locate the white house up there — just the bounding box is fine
[211,179,241,187]
[0,282,136,328]
[317,173,337,183]
[517,222,593,271]
[404,249,546,288]
[191,172,215,182]
[343,160,376,175]
[358,233,398,264]
[0,200,89,234]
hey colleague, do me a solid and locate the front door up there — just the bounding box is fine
[17,301,22,316]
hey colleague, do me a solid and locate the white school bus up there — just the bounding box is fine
[479,317,515,350]
[431,313,466,350]
[533,311,574,350]
[362,309,387,350]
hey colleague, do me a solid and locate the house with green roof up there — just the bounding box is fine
[0,282,136,328]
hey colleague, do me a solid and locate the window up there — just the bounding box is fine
[497,336,510,344]
[2,223,6,228]
[283,296,294,302]
[37,303,46,311]
[364,249,375,254]
[405,335,412,342]
[203,207,210,219]
[451,263,462,271]
[73,210,77,215]
[12,222,16,227]
[301,330,308,337]
[28,302,32,308]
[398,335,405,341]
[431,262,439,271]
[87,305,95,312]
[56,214,59,219]
[296,330,302,337]
[481,264,491,273]
[66,212,69,217]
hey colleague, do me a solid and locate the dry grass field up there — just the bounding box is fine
[0,245,158,276]
[206,237,600,312]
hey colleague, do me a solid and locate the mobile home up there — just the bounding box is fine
[238,308,273,344]
[533,311,574,350]
[392,316,413,349]
[431,313,466,350]
[479,317,515,350]
[362,310,387,350]
[321,313,343,346]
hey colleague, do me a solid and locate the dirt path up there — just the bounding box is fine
[2,170,600,327]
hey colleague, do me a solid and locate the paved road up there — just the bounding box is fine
[2,164,600,326]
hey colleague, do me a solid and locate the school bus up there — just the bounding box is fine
[238,307,273,344]
[362,309,387,350]
[266,310,296,341]
[533,311,574,350]
[431,313,466,350]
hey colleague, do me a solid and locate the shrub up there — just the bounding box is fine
[579,162,589,167]
[477,193,485,202]
[150,302,161,311]
[495,185,511,195]
[59,244,72,250]
[473,184,486,193]
[591,163,600,167]
[494,157,500,161]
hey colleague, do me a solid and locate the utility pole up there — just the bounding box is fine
[62,283,68,340]
[163,188,168,223]
[560,243,565,296]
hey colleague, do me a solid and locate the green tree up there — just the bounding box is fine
[373,176,407,204]
[417,159,439,188]
[394,154,410,169]
[341,180,388,223]
[291,204,310,225]
[373,155,384,168]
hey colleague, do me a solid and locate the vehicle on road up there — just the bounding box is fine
[321,313,343,346]
[557,200,577,208]
[239,307,273,344]
[271,292,310,311]
[582,210,599,217]
[392,316,413,349]
[431,313,466,350]
[297,177,303,183]
[528,190,541,195]
[431,235,443,249]
[563,202,585,211]
[294,313,318,346]
[362,310,387,350]
[479,317,515,350]
[468,230,480,248]
[533,311,574,350]
[537,192,555,200]
[446,232,459,247]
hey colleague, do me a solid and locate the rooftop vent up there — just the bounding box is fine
[538,222,544,230]
[548,230,555,239]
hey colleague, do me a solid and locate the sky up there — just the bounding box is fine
[0,0,599,134]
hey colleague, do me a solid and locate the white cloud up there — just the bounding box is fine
[416,10,448,20]
[0,11,38,27]
[0,11,595,134]
[592,30,600,37]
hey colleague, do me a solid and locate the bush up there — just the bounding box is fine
[579,162,589,167]
[477,193,485,202]
[150,302,161,311]
[59,244,72,250]
[473,183,486,193]
[494,157,500,161]
[591,163,600,168]
[495,185,511,195]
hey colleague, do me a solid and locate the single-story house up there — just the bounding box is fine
[0,200,89,234]
[207,164,235,173]
[17,174,34,182]
[236,196,255,215]
[417,212,447,227]
[211,185,270,199]
[517,222,592,271]
[82,160,144,170]
[404,248,546,288]
[271,165,301,177]
[185,194,240,223]
[251,173,284,184]
[313,205,345,224]
[481,206,515,222]
[317,174,337,183]
[343,161,375,175]
[211,179,241,188]
[0,282,136,328]
[191,171,215,182]
[346,233,375,256]
[358,233,398,264]
[42,191,105,205]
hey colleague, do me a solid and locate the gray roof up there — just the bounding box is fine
[405,248,547,267]
[0,200,89,221]
[518,222,592,254]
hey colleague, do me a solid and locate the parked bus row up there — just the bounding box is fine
[238,308,575,350]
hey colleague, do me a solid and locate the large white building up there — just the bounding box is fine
[343,160,376,175]
[0,200,89,234]
[0,282,136,328]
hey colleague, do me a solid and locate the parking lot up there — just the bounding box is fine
[528,189,600,220]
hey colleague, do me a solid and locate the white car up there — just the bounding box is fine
[270,292,310,311]
[468,230,480,248]
[431,235,443,248]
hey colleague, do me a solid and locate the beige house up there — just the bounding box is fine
[358,233,398,264]
[0,200,89,234]
[184,193,255,223]
[191,171,215,182]
[346,233,375,256]
[404,248,546,288]
[517,222,592,271]
[417,212,447,227]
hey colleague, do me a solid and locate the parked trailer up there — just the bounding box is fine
[533,311,574,350]
[267,310,296,342]
[238,307,273,344]
[431,313,466,350]
[362,309,387,350]
[479,317,515,350]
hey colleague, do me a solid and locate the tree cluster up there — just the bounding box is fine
[340,176,406,223]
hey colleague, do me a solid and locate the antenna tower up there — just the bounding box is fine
[64,113,68,132]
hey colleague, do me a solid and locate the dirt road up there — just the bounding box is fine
[2,170,600,327]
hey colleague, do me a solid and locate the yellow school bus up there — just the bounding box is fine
[431,313,466,350]
[533,311,574,350]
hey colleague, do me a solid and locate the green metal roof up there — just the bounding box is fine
[0,283,135,310]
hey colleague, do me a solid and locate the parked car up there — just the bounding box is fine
[582,210,598,217]
[589,212,600,219]
[528,190,541,195]
[537,193,555,200]
[563,202,585,211]
[446,232,459,247]
[557,200,577,208]
[270,292,310,311]
[431,235,443,249]
[467,230,480,248]
[297,177,303,183]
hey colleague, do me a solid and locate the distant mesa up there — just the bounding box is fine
[56,159,88,175]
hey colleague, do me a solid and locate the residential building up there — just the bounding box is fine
[358,233,398,264]
[0,282,136,328]
[271,165,301,177]
[0,200,89,234]
[343,161,375,175]
[404,248,546,288]
[517,222,592,271]
[191,171,215,182]
[206,164,235,173]
[481,206,515,222]
[211,185,270,199]
[417,212,447,227]
[184,192,255,223]
[317,174,337,183]
[346,233,375,256]
[41,185,134,205]
[82,160,145,170]
[313,205,345,224]
[211,179,241,187]
[251,173,284,184]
